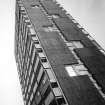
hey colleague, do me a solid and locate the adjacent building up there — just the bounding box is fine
[15,0,105,105]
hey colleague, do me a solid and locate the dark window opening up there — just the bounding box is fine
[49,99,57,105]
[57,97,66,105]
[41,57,47,62]
[43,86,51,99]
[31,4,39,8]
[51,82,58,88]
[37,48,43,52]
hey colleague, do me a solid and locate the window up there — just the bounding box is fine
[37,47,43,52]
[42,73,48,85]
[34,57,39,73]
[38,73,49,96]
[51,82,58,88]
[49,99,57,105]
[27,38,31,52]
[73,41,84,48]
[27,76,29,86]
[29,27,36,35]
[26,93,29,100]
[37,66,44,83]
[25,20,31,27]
[31,4,39,8]
[35,61,41,79]
[31,73,34,85]
[42,62,50,69]
[23,22,26,38]
[35,43,41,48]
[68,46,75,51]
[82,29,89,35]
[45,69,56,82]
[67,41,84,49]
[29,41,33,56]
[32,36,38,41]
[100,49,105,55]
[52,88,62,97]
[75,70,89,76]
[35,91,41,105]
[65,66,77,77]
[20,6,25,11]
[43,26,58,32]
[73,64,87,71]
[56,97,66,105]
[34,40,39,44]
[72,19,77,23]
[30,93,33,102]
[87,35,94,40]
[25,70,28,79]
[28,85,31,93]
[28,101,30,105]
[52,14,59,18]
[22,20,24,34]
[77,24,83,29]
[27,57,30,69]
[44,92,54,105]
[41,57,47,62]
[66,42,73,47]
[33,82,38,94]
[38,52,45,58]
[28,64,32,77]
[72,64,88,76]
[31,48,36,64]
[24,27,29,44]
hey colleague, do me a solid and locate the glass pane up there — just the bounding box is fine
[82,29,89,34]
[73,64,87,71]
[31,49,36,64]
[75,70,89,76]
[87,35,94,40]
[53,88,62,97]
[52,14,59,18]
[42,62,50,69]
[65,66,77,77]
[73,41,84,48]
[28,64,32,76]
[30,93,33,101]
[29,27,36,35]
[45,69,56,82]
[32,36,38,41]
[31,73,34,85]
[34,57,39,73]
[33,82,38,94]
[29,41,33,56]
[66,42,73,47]
[38,52,45,58]
[35,44,42,49]
[45,92,54,105]
[100,49,105,55]
[77,24,83,28]
[37,66,44,83]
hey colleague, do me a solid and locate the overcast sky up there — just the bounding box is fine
[0,0,24,105]
[57,0,105,49]
[0,0,105,105]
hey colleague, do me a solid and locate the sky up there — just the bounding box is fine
[57,0,105,49]
[0,0,105,105]
[0,0,24,105]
